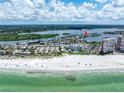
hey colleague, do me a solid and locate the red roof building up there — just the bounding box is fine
[83,31,89,37]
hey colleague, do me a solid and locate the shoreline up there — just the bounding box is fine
[0,55,124,73]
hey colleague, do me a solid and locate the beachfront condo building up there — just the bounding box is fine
[100,38,115,54]
[117,35,124,52]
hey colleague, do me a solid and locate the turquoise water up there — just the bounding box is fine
[0,72,124,92]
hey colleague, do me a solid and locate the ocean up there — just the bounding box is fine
[0,71,124,92]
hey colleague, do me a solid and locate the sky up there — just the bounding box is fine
[0,0,124,25]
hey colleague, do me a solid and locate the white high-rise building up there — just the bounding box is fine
[100,38,115,54]
[117,35,124,52]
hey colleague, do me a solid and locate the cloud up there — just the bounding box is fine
[82,2,97,9]
[0,0,123,24]
[102,2,124,20]
[112,0,124,6]
[96,0,107,4]
[0,0,35,20]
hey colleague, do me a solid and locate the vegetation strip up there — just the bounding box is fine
[0,34,59,41]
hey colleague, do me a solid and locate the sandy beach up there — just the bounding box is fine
[0,55,124,73]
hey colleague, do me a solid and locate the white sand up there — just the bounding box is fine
[0,55,124,72]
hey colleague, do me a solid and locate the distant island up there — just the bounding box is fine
[0,24,124,34]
